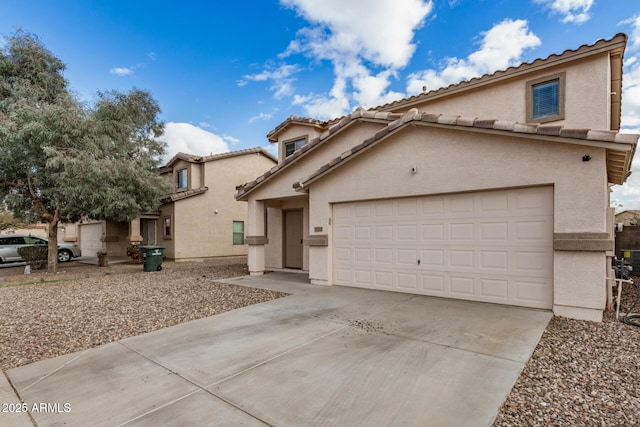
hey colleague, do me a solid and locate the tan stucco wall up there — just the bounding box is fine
[105,221,129,256]
[396,52,612,130]
[276,124,324,163]
[169,153,275,260]
[305,126,609,319]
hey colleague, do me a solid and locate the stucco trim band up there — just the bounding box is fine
[304,235,328,246]
[554,232,613,251]
[245,235,268,245]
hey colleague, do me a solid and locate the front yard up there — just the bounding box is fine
[1,259,639,426]
[0,257,287,371]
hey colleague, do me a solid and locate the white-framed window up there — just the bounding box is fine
[232,221,244,245]
[526,72,565,123]
[176,169,188,189]
[284,138,306,157]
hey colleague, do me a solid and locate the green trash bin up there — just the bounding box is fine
[140,245,164,271]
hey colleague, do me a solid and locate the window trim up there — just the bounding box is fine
[283,135,308,159]
[232,220,245,245]
[526,72,566,124]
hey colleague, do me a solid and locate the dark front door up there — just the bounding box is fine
[284,210,303,269]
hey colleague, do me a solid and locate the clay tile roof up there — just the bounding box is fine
[163,147,276,169]
[236,108,402,200]
[161,186,208,203]
[291,110,638,191]
[267,115,327,143]
[374,33,627,112]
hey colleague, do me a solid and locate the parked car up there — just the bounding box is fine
[0,234,81,263]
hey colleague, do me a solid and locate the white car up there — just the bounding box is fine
[0,234,82,263]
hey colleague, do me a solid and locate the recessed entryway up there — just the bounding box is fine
[284,209,303,269]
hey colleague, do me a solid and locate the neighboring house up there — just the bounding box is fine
[2,222,78,242]
[615,210,640,226]
[614,210,640,257]
[236,33,637,322]
[80,148,277,260]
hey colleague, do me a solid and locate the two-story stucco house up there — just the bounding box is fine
[236,34,637,322]
[80,147,276,261]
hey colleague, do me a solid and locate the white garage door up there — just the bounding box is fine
[80,223,103,257]
[333,187,553,309]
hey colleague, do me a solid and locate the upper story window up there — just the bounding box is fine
[284,137,307,158]
[176,168,188,189]
[526,72,565,123]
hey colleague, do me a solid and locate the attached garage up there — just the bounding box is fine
[333,187,553,309]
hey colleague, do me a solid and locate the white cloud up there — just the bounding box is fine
[261,143,279,158]
[249,112,274,123]
[147,52,157,60]
[159,122,230,164]
[534,0,593,24]
[224,135,240,146]
[240,63,300,99]
[281,0,433,68]
[110,67,133,77]
[612,16,640,209]
[407,19,540,94]
[277,0,433,119]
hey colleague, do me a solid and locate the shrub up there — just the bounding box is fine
[17,245,48,270]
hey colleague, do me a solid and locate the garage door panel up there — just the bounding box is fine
[450,223,475,240]
[422,274,445,292]
[514,278,552,308]
[375,248,394,264]
[422,249,444,267]
[480,222,509,240]
[479,250,509,271]
[423,224,445,241]
[354,270,371,285]
[398,225,418,240]
[449,276,475,296]
[422,198,445,215]
[514,250,551,274]
[450,250,474,269]
[354,248,371,262]
[374,271,394,287]
[375,226,393,240]
[480,278,509,299]
[333,187,553,309]
[398,199,418,216]
[397,272,418,290]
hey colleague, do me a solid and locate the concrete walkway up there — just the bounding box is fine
[4,272,551,427]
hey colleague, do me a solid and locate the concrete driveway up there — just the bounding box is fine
[3,272,551,427]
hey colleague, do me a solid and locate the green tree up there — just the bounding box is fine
[0,210,24,231]
[0,31,173,272]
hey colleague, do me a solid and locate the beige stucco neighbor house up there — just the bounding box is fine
[236,34,637,322]
[80,148,276,260]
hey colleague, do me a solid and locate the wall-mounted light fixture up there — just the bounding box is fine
[582,155,591,162]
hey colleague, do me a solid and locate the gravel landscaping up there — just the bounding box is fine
[494,278,640,427]
[0,257,287,371]
[2,260,639,425]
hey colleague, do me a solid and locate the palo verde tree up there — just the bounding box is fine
[0,31,173,272]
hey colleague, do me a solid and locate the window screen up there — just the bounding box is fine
[532,79,559,119]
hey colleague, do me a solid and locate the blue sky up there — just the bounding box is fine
[2,0,640,208]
